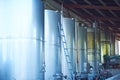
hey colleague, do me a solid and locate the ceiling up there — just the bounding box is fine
[54,0,120,39]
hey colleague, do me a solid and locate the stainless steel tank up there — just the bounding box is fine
[87,28,95,74]
[77,25,87,73]
[44,10,62,80]
[62,18,75,79]
[87,24,100,74]
[100,30,110,62]
[76,24,88,79]
[0,0,44,80]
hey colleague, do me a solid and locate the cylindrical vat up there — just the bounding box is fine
[77,26,87,73]
[87,28,95,73]
[76,25,88,79]
[100,30,110,62]
[87,26,101,74]
[0,0,44,80]
[62,18,75,79]
[44,10,62,80]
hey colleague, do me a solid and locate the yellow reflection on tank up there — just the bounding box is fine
[87,32,94,49]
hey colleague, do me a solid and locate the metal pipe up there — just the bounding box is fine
[44,10,62,80]
[96,29,101,63]
[75,22,79,74]
[0,0,44,80]
[110,33,115,55]
[115,40,119,55]
[93,22,100,74]
[62,18,75,80]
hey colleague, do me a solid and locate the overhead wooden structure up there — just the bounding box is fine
[54,0,120,39]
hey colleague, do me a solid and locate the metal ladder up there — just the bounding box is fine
[58,22,73,80]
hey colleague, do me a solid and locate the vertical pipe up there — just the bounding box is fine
[115,40,119,55]
[0,0,44,80]
[62,18,75,79]
[96,29,101,63]
[93,22,100,74]
[93,23,97,74]
[110,33,112,56]
[44,10,62,80]
[112,35,115,55]
[75,21,79,73]
[75,20,79,78]
[110,34,115,55]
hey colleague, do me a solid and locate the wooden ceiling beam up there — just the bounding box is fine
[70,9,120,27]
[79,15,120,21]
[100,24,120,28]
[101,23,119,29]
[64,4,120,10]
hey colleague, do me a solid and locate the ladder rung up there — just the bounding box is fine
[64,51,68,54]
[64,50,68,52]
[67,61,71,63]
[61,34,65,37]
[65,53,69,56]
[61,31,64,33]
[64,50,67,52]
[69,68,72,70]
[63,41,66,43]
[61,28,64,30]
[61,35,65,37]
[65,53,69,55]
[64,53,67,55]
[66,59,71,62]
[63,45,67,47]
[62,40,66,43]
[60,28,63,29]
[64,48,67,50]
[64,51,67,54]
[63,45,67,48]
[61,33,64,36]
[65,53,69,57]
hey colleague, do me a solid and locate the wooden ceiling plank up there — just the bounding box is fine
[82,9,93,15]
[80,15,120,21]
[84,0,92,5]
[114,0,120,6]
[98,0,106,6]
[98,0,118,17]
[65,4,120,10]
[70,0,77,4]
